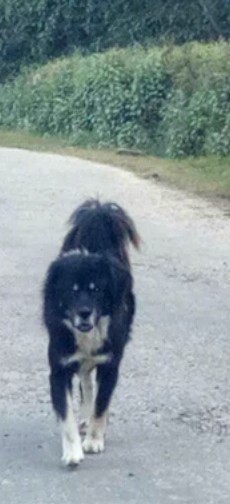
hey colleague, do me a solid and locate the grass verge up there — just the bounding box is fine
[0,129,230,202]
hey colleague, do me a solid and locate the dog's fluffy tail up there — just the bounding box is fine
[61,199,140,265]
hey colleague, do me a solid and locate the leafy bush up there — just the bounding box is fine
[1,42,230,157]
[158,42,230,157]
[1,0,230,82]
[0,49,170,150]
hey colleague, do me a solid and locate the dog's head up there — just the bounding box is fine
[44,251,132,333]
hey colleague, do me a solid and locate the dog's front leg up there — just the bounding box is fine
[50,371,84,466]
[82,364,119,454]
[79,371,94,434]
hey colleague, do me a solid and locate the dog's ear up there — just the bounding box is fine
[106,256,132,309]
[43,260,61,321]
[44,260,61,295]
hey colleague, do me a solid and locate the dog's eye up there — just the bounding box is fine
[73,284,79,292]
[89,282,99,292]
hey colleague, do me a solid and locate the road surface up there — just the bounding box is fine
[0,148,230,503]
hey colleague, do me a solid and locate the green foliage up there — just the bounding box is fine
[159,42,230,157]
[1,42,230,157]
[1,0,230,81]
[0,49,169,150]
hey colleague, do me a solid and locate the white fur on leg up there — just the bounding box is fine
[79,372,94,433]
[82,412,107,454]
[61,392,84,466]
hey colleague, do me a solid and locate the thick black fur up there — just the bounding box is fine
[43,199,139,454]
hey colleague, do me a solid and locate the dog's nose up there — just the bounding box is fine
[79,307,92,320]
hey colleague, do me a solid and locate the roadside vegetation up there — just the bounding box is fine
[1,43,230,160]
[1,0,228,82]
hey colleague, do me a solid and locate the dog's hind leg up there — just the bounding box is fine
[82,364,119,454]
[50,371,84,466]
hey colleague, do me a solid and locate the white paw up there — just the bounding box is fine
[62,439,84,466]
[82,436,105,454]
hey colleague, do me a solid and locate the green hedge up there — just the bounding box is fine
[1,0,230,82]
[1,42,230,157]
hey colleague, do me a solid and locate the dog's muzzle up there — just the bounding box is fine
[73,308,95,333]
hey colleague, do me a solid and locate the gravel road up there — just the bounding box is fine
[0,148,230,503]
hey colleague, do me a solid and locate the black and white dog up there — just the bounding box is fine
[43,200,139,466]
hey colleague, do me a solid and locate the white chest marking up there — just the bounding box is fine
[61,316,111,371]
